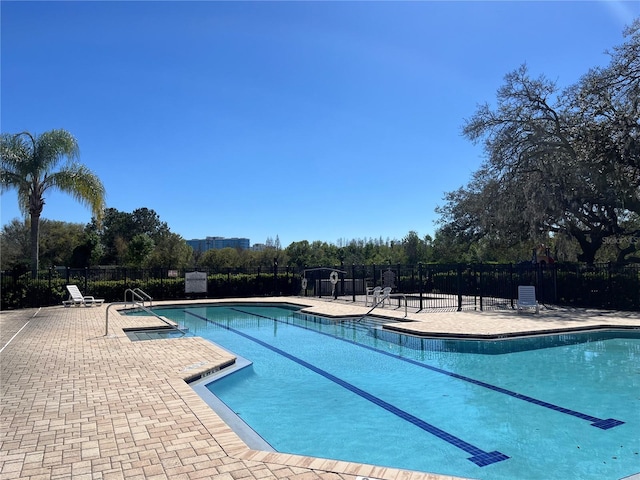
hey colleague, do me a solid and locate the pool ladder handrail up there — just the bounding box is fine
[124,288,153,307]
[105,301,184,337]
[357,293,407,321]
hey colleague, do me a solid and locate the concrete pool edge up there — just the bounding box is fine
[382,323,640,340]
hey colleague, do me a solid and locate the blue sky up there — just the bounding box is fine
[2,1,638,248]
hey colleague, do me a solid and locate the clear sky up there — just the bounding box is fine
[2,1,638,248]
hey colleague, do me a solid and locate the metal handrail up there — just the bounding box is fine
[358,292,408,321]
[388,293,408,318]
[124,288,153,307]
[105,301,182,336]
[134,288,152,305]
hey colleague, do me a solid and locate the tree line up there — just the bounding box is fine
[0,209,439,271]
[1,208,630,274]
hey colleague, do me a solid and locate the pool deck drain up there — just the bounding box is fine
[1,298,639,480]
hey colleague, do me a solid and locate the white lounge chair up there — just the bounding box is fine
[63,284,104,307]
[516,285,539,314]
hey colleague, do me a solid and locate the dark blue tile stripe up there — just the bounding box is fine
[186,309,508,467]
[232,308,624,430]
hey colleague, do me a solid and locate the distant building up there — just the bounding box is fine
[187,236,250,253]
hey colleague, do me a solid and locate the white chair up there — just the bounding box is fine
[63,285,104,307]
[366,286,381,306]
[377,287,392,307]
[516,285,539,314]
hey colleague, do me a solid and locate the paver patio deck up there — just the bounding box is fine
[2,297,639,480]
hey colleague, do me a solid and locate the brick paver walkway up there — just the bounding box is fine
[2,298,639,480]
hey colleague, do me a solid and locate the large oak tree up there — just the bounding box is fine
[439,20,640,264]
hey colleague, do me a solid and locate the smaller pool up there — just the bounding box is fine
[124,327,193,341]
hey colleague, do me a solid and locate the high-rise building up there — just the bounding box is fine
[187,236,250,253]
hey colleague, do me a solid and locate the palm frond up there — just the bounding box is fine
[1,134,33,213]
[47,163,106,222]
[34,129,80,172]
[1,133,31,170]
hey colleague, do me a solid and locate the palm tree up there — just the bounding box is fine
[0,129,106,277]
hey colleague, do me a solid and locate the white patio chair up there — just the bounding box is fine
[366,286,382,306]
[377,287,392,307]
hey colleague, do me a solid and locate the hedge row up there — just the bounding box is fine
[0,273,299,310]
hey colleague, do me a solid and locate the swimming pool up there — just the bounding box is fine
[133,304,640,480]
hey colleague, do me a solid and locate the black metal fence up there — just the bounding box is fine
[1,262,639,311]
[305,262,639,311]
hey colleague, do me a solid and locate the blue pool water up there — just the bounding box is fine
[136,304,640,480]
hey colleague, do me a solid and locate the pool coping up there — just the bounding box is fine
[382,323,640,340]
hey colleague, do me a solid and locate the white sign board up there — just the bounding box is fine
[185,271,207,293]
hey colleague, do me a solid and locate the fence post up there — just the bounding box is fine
[478,265,484,311]
[302,265,308,297]
[536,263,542,301]
[362,265,367,295]
[273,258,278,296]
[509,263,514,309]
[457,264,463,311]
[418,263,424,311]
[551,263,558,304]
[285,265,290,296]
[410,264,415,294]
[607,262,613,309]
[352,264,356,302]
